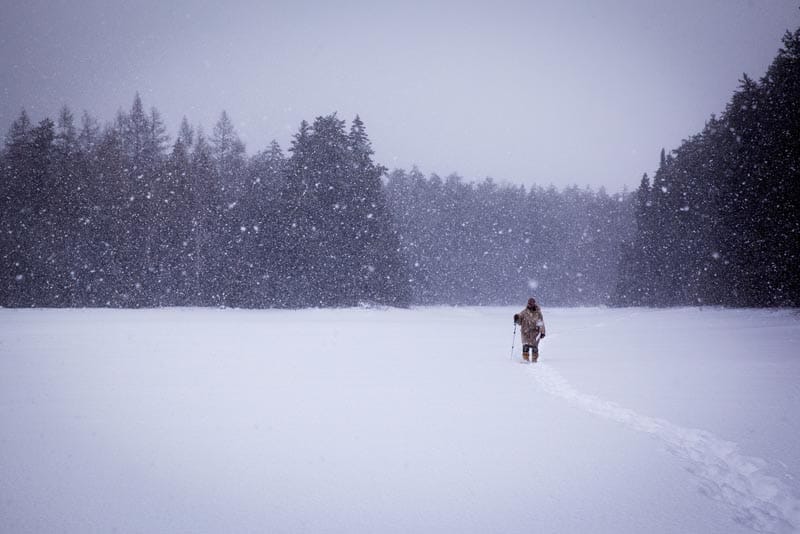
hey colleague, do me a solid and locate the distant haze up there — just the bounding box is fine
[1,0,798,191]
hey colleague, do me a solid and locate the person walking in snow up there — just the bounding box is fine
[514,297,546,362]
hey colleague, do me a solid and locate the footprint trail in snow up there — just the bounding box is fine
[531,363,800,534]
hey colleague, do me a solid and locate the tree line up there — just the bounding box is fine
[385,169,633,305]
[614,28,800,307]
[0,98,407,308]
[1,29,796,309]
[0,95,632,308]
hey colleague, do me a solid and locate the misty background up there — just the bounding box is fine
[1,1,798,309]
[2,0,798,191]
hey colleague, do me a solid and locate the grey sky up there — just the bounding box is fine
[1,0,798,191]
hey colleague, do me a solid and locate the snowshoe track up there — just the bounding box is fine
[532,363,800,534]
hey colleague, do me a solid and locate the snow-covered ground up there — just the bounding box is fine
[1,306,799,533]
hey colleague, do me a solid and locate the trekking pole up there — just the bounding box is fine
[509,323,517,360]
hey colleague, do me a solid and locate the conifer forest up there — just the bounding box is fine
[1,29,798,309]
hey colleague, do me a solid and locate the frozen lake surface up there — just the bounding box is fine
[1,306,799,533]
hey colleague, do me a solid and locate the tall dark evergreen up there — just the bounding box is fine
[157,117,195,305]
[1,111,53,306]
[275,114,410,307]
[615,28,800,307]
[210,112,249,305]
[50,107,84,306]
[240,139,285,307]
[190,128,223,305]
[113,95,170,306]
[346,116,410,306]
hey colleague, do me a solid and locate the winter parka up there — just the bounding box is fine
[514,305,546,345]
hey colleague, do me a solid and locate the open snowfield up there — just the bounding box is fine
[1,306,799,533]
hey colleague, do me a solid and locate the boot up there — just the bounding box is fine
[531,351,539,363]
[522,352,530,363]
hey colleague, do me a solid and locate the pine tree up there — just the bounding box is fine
[1,111,35,305]
[211,111,246,197]
[242,140,286,307]
[347,116,410,306]
[113,95,170,305]
[614,27,800,307]
[158,117,195,305]
[50,106,84,305]
[275,114,410,307]
[0,116,57,306]
[190,128,223,305]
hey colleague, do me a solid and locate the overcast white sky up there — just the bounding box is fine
[1,0,798,191]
